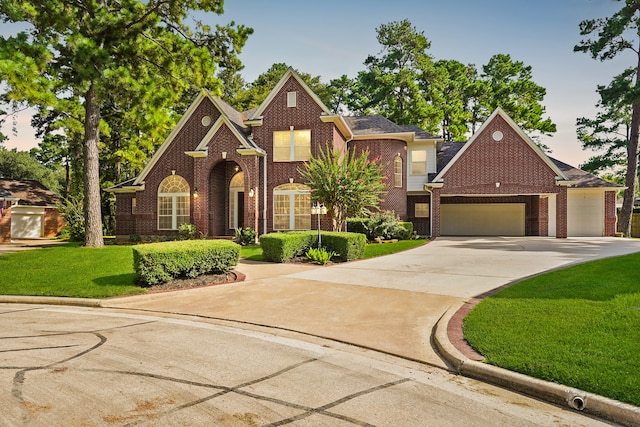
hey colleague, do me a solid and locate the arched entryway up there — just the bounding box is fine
[208,161,244,236]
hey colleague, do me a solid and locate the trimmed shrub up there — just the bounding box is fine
[260,232,316,263]
[346,218,369,235]
[365,211,409,240]
[178,223,198,240]
[321,232,366,261]
[235,227,257,245]
[133,240,240,286]
[398,222,413,240]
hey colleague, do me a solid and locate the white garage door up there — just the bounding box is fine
[11,206,45,239]
[568,191,603,237]
[441,203,525,236]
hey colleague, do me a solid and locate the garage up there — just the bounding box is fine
[567,190,604,237]
[11,206,45,239]
[441,203,525,236]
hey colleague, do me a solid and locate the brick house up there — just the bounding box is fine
[0,179,65,242]
[107,68,620,239]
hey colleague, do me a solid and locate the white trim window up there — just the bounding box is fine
[158,175,190,230]
[394,156,403,187]
[411,150,427,175]
[273,128,311,162]
[273,183,311,230]
[287,91,297,107]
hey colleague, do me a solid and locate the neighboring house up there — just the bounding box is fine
[0,179,65,242]
[107,68,620,239]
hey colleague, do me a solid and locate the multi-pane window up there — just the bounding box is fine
[273,183,311,230]
[158,175,190,230]
[411,150,427,175]
[273,129,311,162]
[394,156,403,187]
[415,203,430,218]
[287,91,297,107]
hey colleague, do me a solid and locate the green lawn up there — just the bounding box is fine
[463,252,640,407]
[362,239,427,258]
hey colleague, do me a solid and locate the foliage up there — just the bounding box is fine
[234,226,257,245]
[178,223,198,240]
[348,19,441,133]
[133,240,240,286]
[0,243,144,298]
[305,247,337,265]
[259,232,316,263]
[574,1,640,236]
[57,196,85,241]
[299,144,387,232]
[464,252,640,407]
[346,217,369,235]
[320,232,366,261]
[229,63,332,112]
[0,0,252,248]
[365,211,411,240]
[0,148,62,192]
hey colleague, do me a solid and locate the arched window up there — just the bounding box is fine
[158,175,190,230]
[273,183,311,230]
[394,156,403,188]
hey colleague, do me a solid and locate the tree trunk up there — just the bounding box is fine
[618,103,640,236]
[83,81,104,248]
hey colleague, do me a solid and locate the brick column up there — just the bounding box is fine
[555,187,567,238]
[193,156,208,236]
[604,191,617,236]
[431,188,441,238]
[539,196,548,237]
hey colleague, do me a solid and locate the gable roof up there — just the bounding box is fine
[432,108,569,183]
[435,141,620,189]
[247,67,331,120]
[0,179,61,206]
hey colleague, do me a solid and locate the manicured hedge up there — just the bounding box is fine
[399,221,413,237]
[259,231,366,263]
[133,240,240,286]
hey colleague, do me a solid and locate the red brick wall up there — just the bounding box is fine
[250,76,338,232]
[351,139,407,220]
[604,190,617,236]
[43,208,64,237]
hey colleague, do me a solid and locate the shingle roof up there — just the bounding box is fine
[0,179,62,206]
[434,142,618,188]
[397,124,439,140]
[105,178,140,192]
[343,115,404,135]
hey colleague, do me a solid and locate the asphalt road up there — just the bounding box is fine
[1,304,611,427]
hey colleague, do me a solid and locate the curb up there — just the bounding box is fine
[434,304,640,427]
[0,296,103,307]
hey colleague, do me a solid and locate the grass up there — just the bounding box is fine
[0,243,144,298]
[463,252,640,407]
[362,239,427,258]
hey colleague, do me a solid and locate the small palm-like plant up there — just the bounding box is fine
[305,247,337,265]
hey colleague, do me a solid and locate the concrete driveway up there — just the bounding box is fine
[107,236,640,367]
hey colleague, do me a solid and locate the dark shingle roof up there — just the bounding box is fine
[397,124,439,140]
[550,158,619,188]
[343,115,404,135]
[0,179,62,206]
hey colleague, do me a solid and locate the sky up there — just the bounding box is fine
[0,0,630,168]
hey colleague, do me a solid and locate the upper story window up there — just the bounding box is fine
[158,174,190,230]
[274,129,311,162]
[394,156,403,187]
[287,91,297,107]
[411,150,427,175]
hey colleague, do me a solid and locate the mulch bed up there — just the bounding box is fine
[145,270,244,293]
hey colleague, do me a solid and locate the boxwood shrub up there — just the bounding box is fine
[133,240,240,286]
[260,231,366,262]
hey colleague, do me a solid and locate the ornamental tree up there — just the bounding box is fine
[299,144,387,232]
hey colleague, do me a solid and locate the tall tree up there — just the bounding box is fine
[575,0,640,236]
[431,59,475,141]
[0,148,62,192]
[474,54,556,139]
[349,19,441,133]
[0,0,251,247]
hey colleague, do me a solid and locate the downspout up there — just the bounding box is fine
[263,153,268,236]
